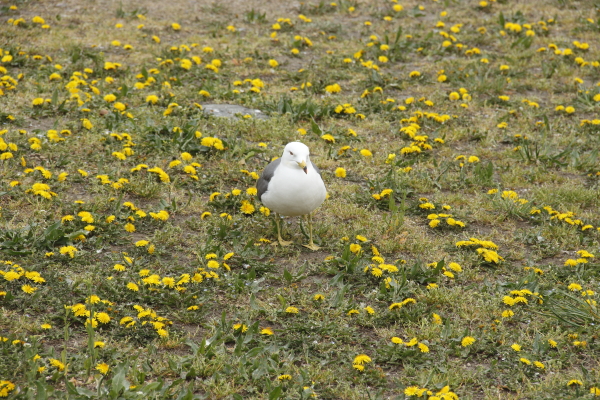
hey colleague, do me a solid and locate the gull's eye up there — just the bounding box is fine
[289,151,294,155]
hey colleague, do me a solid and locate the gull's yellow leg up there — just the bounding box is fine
[275,213,292,246]
[303,213,320,251]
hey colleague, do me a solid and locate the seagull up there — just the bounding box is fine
[257,142,326,250]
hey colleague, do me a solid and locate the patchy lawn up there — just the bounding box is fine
[1,0,599,399]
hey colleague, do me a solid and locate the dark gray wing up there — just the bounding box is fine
[257,158,281,201]
[310,160,322,176]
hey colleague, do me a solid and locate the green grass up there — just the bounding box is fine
[1,0,600,399]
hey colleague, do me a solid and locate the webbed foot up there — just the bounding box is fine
[303,242,320,251]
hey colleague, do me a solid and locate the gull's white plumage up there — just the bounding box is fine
[260,145,326,216]
[257,142,326,249]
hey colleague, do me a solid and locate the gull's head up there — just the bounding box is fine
[281,142,310,174]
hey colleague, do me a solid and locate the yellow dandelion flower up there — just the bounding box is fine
[353,354,372,365]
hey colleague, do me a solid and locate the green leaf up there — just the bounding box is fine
[277,294,287,308]
[42,222,63,242]
[246,346,264,357]
[2,249,32,256]
[109,364,130,399]
[185,339,199,354]
[388,194,397,213]
[184,367,196,380]
[35,381,48,400]
[233,334,245,356]
[177,386,194,400]
[250,293,261,311]
[393,25,403,45]
[141,382,161,393]
[251,362,268,379]
[331,284,348,308]
[310,119,322,135]
[76,386,96,397]
[269,386,283,400]
[51,89,59,107]
[65,381,78,395]
[283,268,292,284]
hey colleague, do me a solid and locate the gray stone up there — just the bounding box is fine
[202,104,268,120]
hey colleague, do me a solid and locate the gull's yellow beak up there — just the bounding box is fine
[298,160,307,174]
